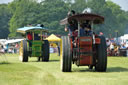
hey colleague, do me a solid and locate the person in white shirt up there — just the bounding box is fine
[110,43,114,50]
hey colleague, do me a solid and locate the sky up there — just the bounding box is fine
[110,0,128,11]
[0,0,128,11]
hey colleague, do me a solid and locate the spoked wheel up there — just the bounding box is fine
[19,40,28,62]
[95,36,107,72]
[61,36,72,72]
[42,40,50,62]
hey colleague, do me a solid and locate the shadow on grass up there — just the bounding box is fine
[49,60,59,62]
[73,67,128,73]
[107,67,128,72]
[29,60,59,62]
[30,60,41,62]
[0,61,10,65]
[73,68,95,72]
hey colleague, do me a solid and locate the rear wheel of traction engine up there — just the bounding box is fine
[95,36,107,72]
[19,40,28,62]
[61,36,72,72]
[42,40,50,62]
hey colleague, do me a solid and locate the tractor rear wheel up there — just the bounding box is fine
[61,36,72,72]
[95,36,107,72]
[19,40,28,62]
[42,40,50,62]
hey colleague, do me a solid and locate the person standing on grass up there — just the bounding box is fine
[4,44,8,53]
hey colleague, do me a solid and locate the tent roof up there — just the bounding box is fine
[46,34,61,42]
[5,39,24,44]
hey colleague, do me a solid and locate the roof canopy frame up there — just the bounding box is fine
[60,13,104,25]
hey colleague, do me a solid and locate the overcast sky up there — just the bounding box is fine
[0,0,128,11]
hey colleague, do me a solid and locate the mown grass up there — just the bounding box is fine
[0,53,128,85]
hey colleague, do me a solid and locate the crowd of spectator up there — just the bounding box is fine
[106,39,128,56]
[0,43,19,54]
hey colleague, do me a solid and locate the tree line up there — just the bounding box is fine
[0,0,128,38]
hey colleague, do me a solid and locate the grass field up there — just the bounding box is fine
[0,53,128,85]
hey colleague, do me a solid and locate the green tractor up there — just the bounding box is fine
[17,26,49,62]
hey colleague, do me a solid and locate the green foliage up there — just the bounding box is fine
[38,0,69,34]
[105,1,128,36]
[0,4,11,39]
[71,0,87,13]
[85,0,128,37]
[8,0,40,37]
[1,0,127,38]
[8,0,69,37]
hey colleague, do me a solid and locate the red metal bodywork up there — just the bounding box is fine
[70,38,73,51]
[71,36,101,66]
[78,37,93,66]
[95,38,101,44]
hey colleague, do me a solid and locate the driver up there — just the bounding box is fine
[27,32,33,40]
[27,32,33,47]
[80,23,93,36]
[85,24,93,36]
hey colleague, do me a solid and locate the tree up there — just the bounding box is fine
[0,4,11,39]
[106,1,128,36]
[8,0,40,37]
[71,0,87,13]
[7,0,128,38]
[8,0,69,37]
[85,0,128,37]
[37,0,69,34]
